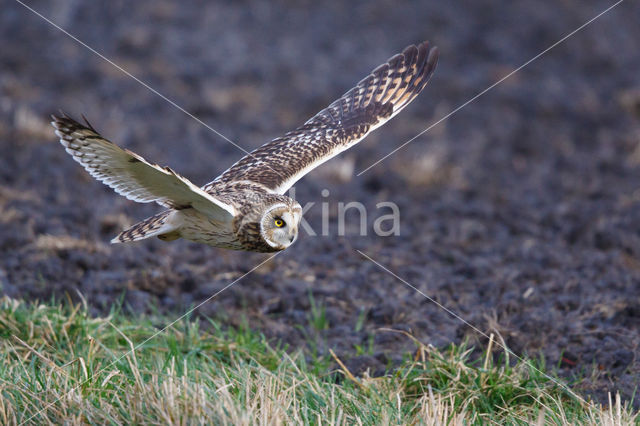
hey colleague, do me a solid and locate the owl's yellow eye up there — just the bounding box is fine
[274,218,285,228]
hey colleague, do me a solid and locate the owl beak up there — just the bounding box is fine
[288,231,297,243]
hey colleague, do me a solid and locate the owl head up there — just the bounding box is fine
[259,200,302,250]
[234,193,303,252]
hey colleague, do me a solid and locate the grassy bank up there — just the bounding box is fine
[0,296,636,424]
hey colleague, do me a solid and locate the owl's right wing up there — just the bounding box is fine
[52,114,236,222]
[209,41,438,194]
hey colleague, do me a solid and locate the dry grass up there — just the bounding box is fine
[0,296,636,425]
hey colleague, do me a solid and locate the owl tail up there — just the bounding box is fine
[111,211,180,243]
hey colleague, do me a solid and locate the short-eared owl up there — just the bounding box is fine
[52,41,438,252]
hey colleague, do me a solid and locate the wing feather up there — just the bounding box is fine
[52,114,235,221]
[208,41,438,194]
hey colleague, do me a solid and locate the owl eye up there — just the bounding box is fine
[274,218,285,228]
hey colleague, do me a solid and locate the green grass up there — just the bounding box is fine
[0,296,636,425]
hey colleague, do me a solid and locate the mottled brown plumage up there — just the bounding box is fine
[52,41,438,252]
[207,41,438,195]
[116,211,174,242]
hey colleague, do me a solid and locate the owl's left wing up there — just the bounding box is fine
[52,114,236,221]
[210,41,438,194]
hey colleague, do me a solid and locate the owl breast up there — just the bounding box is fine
[233,217,281,253]
[177,209,244,250]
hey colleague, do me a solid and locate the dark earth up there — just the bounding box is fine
[2,0,640,408]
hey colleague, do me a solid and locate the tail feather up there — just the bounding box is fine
[111,211,179,243]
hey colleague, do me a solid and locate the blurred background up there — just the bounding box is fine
[2,0,639,405]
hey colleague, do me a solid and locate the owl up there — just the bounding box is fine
[52,41,438,252]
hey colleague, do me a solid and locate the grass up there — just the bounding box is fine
[0,296,637,425]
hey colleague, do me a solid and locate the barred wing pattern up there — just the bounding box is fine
[209,41,438,194]
[52,115,236,222]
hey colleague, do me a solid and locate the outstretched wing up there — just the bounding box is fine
[209,41,438,194]
[52,114,236,221]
